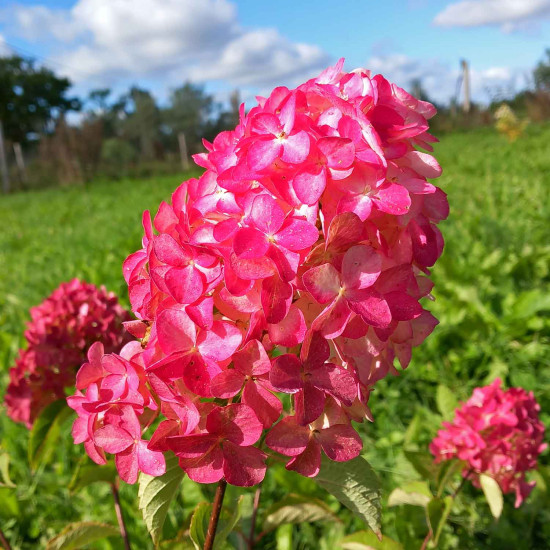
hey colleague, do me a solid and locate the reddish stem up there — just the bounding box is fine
[247,482,263,549]
[0,527,12,550]
[111,482,131,550]
[204,479,228,550]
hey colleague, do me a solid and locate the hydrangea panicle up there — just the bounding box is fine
[69,59,447,486]
[430,379,546,507]
[5,279,131,427]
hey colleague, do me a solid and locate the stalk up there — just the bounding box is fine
[111,482,132,550]
[204,479,228,550]
[0,527,12,550]
[247,482,263,549]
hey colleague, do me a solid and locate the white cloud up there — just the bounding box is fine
[433,0,550,30]
[0,33,10,56]
[4,0,329,90]
[365,53,523,104]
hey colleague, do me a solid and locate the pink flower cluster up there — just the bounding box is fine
[5,279,131,428]
[430,379,547,507]
[70,59,447,487]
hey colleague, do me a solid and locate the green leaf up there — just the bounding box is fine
[68,461,117,494]
[0,451,16,487]
[276,524,293,550]
[189,496,243,550]
[436,385,458,420]
[479,474,503,519]
[403,449,440,481]
[28,400,72,472]
[263,493,340,532]
[315,455,382,537]
[45,521,119,550]
[388,481,432,508]
[0,487,20,518]
[138,452,184,547]
[426,496,453,545]
[340,530,403,550]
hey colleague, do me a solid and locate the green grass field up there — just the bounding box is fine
[1,125,549,549]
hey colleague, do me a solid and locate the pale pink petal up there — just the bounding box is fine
[275,219,319,251]
[230,252,276,281]
[293,169,327,206]
[250,194,285,235]
[156,308,196,355]
[374,183,411,215]
[197,321,242,361]
[302,263,341,304]
[153,234,190,266]
[137,440,166,477]
[252,112,281,135]
[282,131,310,164]
[342,245,382,290]
[317,137,355,168]
[247,138,281,171]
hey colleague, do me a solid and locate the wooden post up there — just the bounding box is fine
[461,59,471,113]
[0,120,10,193]
[178,132,190,171]
[13,142,26,184]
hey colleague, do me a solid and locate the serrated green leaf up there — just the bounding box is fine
[138,452,184,547]
[426,496,453,545]
[388,481,432,508]
[68,461,117,494]
[315,455,381,537]
[340,530,403,550]
[46,521,119,550]
[0,487,20,518]
[189,502,210,550]
[436,385,458,420]
[263,493,340,532]
[28,400,72,472]
[479,474,503,519]
[0,451,16,487]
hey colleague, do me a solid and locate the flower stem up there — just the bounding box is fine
[111,482,131,550]
[204,479,228,550]
[247,482,263,549]
[0,527,12,550]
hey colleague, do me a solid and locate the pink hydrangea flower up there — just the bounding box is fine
[5,279,131,427]
[430,379,547,507]
[69,59,447,486]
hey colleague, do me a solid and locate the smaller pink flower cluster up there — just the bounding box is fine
[430,379,547,507]
[4,279,131,428]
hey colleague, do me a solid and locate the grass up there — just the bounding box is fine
[1,124,549,549]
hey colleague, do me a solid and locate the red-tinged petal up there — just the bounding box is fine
[210,370,244,399]
[302,263,341,304]
[317,137,355,168]
[229,251,276,281]
[266,244,299,282]
[338,194,373,222]
[341,245,382,290]
[84,440,107,465]
[165,265,204,305]
[326,212,364,251]
[247,137,281,171]
[270,354,303,393]
[250,194,285,235]
[76,361,103,390]
[268,305,307,347]
[94,424,133,454]
[206,404,263,446]
[233,227,270,259]
[153,234,190,266]
[347,289,392,329]
[265,416,310,457]
[295,385,326,425]
[116,446,139,484]
[262,275,292,324]
[148,419,182,451]
[252,112,281,135]
[213,218,239,242]
[71,416,89,445]
[123,320,147,339]
[300,330,330,367]
[168,434,219,458]
[317,424,363,461]
[385,291,423,321]
[156,308,196,355]
[137,440,166,477]
[282,131,310,164]
[222,441,267,487]
[312,297,352,339]
[293,169,326,206]
[180,446,224,484]
[275,219,319,251]
[183,355,221,397]
[309,363,356,406]
[233,339,271,376]
[374,183,411,215]
[186,296,214,329]
[406,151,442,178]
[286,438,322,477]
[242,381,282,429]
[197,321,242,361]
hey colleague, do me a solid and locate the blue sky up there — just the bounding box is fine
[1,0,549,107]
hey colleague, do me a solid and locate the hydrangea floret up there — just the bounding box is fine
[69,58,448,486]
[430,378,547,507]
[5,279,131,428]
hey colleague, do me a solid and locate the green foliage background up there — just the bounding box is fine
[1,125,549,549]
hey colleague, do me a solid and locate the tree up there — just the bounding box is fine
[0,55,80,143]
[122,87,160,160]
[534,48,550,92]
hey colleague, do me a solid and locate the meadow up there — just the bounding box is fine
[1,124,549,549]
